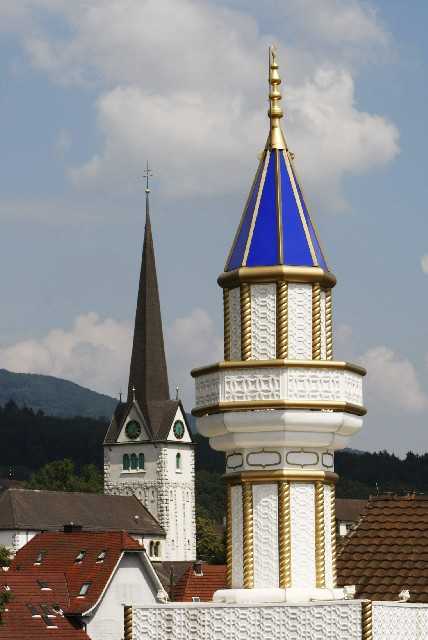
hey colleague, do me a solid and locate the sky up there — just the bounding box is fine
[0,0,427,455]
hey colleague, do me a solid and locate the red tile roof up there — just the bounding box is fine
[173,564,227,602]
[0,570,89,639]
[12,530,142,613]
[338,494,428,602]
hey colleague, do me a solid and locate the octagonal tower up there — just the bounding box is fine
[191,48,366,603]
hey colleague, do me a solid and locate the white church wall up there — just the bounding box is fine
[287,283,312,360]
[253,483,279,588]
[0,530,38,553]
[85,553,158,640]
[372,602,428,640]
[290,482,316,588]
[250,283,276,360]
[132,601,362,640]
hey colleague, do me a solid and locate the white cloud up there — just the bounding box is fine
[54,129,72,156]
[361,346,428,413]
[0,313,132,397]
[421,254,428,274]
[0,0,399,211]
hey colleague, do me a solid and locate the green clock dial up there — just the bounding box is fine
[173,420,185,440]
[125,420,141,440]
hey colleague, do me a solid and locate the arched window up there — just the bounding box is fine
[176,452,181,471]
[138,453,145,470]
[130,453,138,470]
[123,454,130,471]
[149,541,154,556]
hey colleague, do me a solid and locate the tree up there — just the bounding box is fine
[0,588,11,625]
[26,459,102,493]
[0,546,11,568]
[196,510,225,563]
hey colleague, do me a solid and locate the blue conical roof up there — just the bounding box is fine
[225,146,328,271]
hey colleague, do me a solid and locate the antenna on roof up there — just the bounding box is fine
[175,385,180,400]
[119,390,122,403]
[143,161,153,221]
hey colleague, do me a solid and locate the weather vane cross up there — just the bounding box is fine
[143,161,153,193]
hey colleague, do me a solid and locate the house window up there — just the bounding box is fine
[154,541,160,557]
[123,454,130,471]
[79,582,91,596]
[138,453,145,470]
[176,453,181,471]
[96,550,107,563]
[74,550,86,563]
[149,541,154,556]
[130,453,138,470]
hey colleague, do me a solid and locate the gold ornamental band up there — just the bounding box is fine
[223,288,231,361]
[240,283,252,361]
[325,288,333,361]
[226,469,338,485]
[124,605,133,640]
[191,358,366,377]
[312,284,322,360]
[278,481,291,588]
[330,482,337,587]
[315,481,325,588]
[242,482,254,588]
[218,266,336,289]
[226,484,232,587]
[192,399,366,417]
[361,601,373,640]
[276,281,288,359]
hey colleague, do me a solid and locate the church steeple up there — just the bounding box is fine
[127,178,170,413]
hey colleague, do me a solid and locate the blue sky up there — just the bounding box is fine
[0,0,427,454]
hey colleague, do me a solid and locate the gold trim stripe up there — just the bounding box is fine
[312,283,322,360]
[242,150,271,267]
[275,149,284,264]
[218,266,336,289]
[223,288,231,361]
[362,600,373,640]
[226,484,232,587]
[124,606,133,640]
[226,469,338,484]
[315,481,325,588]
[330,482,337,587]
[242,483,254,588]
[276,282,288,359]
[278,481,291,588]
[192,399,366,417]
[240,284,252,360]
[191,358,366,377]
[325,288,333,361]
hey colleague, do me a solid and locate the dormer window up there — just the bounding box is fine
[37,580,51,591]
[34,551,45,565]
[96,550,107,563]
[75,550,86,563]
[78,582,91,597]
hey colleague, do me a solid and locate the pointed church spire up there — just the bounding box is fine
[127,165,170,412]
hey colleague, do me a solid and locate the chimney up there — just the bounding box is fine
[64,522,83,533]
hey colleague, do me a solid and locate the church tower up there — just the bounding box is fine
[104,177,196,562]
[192,48,366,602]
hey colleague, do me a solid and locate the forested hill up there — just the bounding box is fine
[0,370,116,419]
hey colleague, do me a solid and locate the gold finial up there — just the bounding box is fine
[268,46,286,150]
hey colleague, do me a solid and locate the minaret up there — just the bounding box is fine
[104,167,196,562]
[192,48,366,602]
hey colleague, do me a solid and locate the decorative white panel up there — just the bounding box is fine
[372,603,428,640]
[253,484,279,588]
[246,451,281,468]
[324,484,333,588]
[320,290,326,360]
[322,452,334,469]
[231,485,243,588]
[288,283,312,360]
[132,601,362,640]
[226,453,244,470]
[290,482,316,588]
[229,287,241,360]
[285,451,319,467]
[195,365,364,409]
[251,284,276,360]
[223,369,281,402]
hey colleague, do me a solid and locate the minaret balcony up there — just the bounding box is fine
[192,360,365,417]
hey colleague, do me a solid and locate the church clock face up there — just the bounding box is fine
[125,420,141,440]
[173,420,185,440]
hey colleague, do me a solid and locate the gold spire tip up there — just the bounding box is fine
[268,46,286,150]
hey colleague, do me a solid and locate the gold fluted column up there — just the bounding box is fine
[276,282,288,359]
[223,288,231,360]
[361,600,373,640]
[240,284,252,360]
[242,482,254,588]
[312,284,322,360]
[325,288,333,360]
[315,481,325,588]
[278,480,291,588]
[226,483,232,587]
[124,605,133,640]
[330,482,337,587]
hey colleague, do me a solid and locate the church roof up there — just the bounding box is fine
[225,48,328,272]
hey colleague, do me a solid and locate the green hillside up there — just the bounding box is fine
[0,369,116,419]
